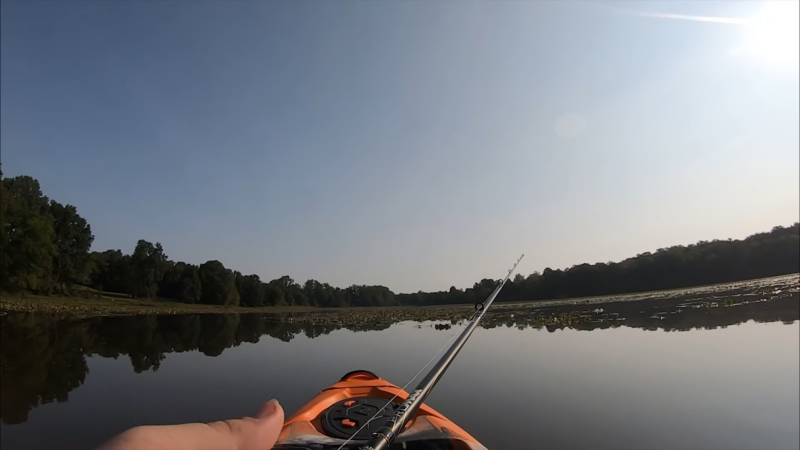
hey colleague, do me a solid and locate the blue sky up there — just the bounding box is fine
[2,1,798,293]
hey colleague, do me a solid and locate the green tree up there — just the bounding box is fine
[234,271,244,299]
[269,276,309,306]
[157,260,183,300]
[0,171,12,287]
[0,175,56,292]
[129,240,168,299]
[157,261,202,303]
[239,274,266,307]
[87,249,131,294]
[264,283,286,306]
[49,201,94,294]
[198,260,239,306]
[180,264,202,304]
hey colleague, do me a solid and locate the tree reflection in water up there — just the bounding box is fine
[1,293,797,425]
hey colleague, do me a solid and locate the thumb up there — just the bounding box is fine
[238,399,285,450]
[255,399,283,421]
[97,400,286,450]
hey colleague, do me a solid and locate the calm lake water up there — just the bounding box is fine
[1,284,798,449]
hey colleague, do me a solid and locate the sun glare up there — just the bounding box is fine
[746,1,800,66]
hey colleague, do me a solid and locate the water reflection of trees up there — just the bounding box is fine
[0,313,391,424]
[1,294,796,424]
[0,314,88,425]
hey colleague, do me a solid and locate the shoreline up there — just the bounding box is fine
[1,273,796,321]
[0,294,426,318]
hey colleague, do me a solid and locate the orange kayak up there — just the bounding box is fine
[272,370,488,449]
[273,256,524,449]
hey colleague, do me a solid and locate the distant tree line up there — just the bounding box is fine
[406,223,800,306]
[2,171,798,307]
[1,172,395,307]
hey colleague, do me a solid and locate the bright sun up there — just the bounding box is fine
[746,1,800,66]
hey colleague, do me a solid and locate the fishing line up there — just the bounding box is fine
[339,254,524,449]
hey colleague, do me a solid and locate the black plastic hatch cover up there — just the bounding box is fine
[321,396,398,440]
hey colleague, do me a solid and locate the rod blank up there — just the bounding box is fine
[362,254,524,450]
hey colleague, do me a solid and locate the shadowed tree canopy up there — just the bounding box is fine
[49,201,94,294]
[239,274,266,307]
[198,260,239,306]
[87,250,131,294]
[129,240,168,299]
[157,261,202,304]
[0,175,55,292]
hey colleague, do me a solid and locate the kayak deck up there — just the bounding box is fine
[273,370,487,449]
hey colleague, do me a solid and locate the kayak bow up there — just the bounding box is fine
[272,255,524,450]
[273,370,486,450]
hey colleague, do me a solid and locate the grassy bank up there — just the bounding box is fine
[0,288,466,320]
[0,291,330,318]
[2,273,797,321]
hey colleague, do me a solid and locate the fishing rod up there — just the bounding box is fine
[361,254,525,450]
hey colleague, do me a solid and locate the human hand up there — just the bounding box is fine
[98,399,284,450]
